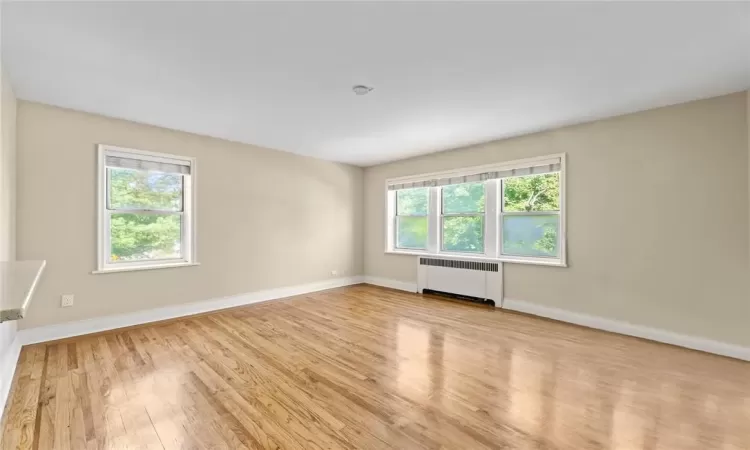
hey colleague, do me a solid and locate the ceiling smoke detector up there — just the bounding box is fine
[352,85,374,96]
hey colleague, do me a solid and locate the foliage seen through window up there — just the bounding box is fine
[442,183,484,253]
[396,188,428,249]
[502,173,560,257]
[108,168,184,261]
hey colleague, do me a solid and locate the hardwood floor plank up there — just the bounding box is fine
[2,285,749,449]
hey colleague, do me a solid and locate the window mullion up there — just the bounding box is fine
[499,179,505,257]
[427,187,439,253]
[110,209,184,216]
[485,179,499,258]
[502,210,560,216]
[387,190,396,252]
[105,167,112,210]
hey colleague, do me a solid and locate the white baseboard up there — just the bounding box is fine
[18,276,364,346]
[363,276,417,293]
[363,276,749,362]
[503,298,750,362]
[11,273,749,361]
[0,334,22,420]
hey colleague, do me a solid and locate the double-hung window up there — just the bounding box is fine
[441,182,485,253]
[395,187,429,250]
[97,145,196,273]
[501,173,561,258]
[386,154,566,266]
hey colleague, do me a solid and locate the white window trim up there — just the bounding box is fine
[384,153,567,267]
[94,144,198,274]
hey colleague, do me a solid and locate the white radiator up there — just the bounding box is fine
[416,257,503,307]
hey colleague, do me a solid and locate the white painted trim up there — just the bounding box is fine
[363,276,418,293]
[558,152,567,267]
[484,179,499,258]
[18,276,364,346]
[427,187,439,254]
[0,334,22,421]
[92,262,200,275]
[503,298,750,362]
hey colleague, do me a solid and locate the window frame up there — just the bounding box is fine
[384,153,566,267]
[439,182,487,255]
[95,144,198,274]
[499,173,562,261]
[394,187,430,250]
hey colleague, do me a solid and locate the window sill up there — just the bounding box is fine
[92,262,200,274]
[385,250,566,267]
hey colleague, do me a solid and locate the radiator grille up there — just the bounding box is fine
[419,258,499,272]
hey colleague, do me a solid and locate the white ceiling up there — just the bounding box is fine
[3,2,750,166]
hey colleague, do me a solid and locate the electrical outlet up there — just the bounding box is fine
[61,294,74,308]
[331,270,338,276]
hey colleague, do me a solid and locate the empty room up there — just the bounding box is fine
[0,1,749,449]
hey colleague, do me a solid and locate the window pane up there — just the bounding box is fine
[442,182,485,214]
[442,216,484,253]
[110,213,182,261]
[396,216,428,249]
[396,188,428,215]
[502,215,559,257]
[108,168,183,211]
[503,173,559,212]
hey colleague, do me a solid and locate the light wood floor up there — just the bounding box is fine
[1,285,749,449]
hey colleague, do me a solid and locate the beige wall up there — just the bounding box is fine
[16,102,364,329]
[0,74,15,264]
[12,93,750,345]
[0,70,19,405]
[364,93,750,347]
